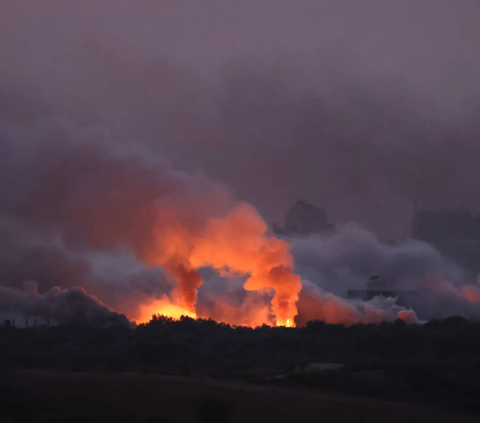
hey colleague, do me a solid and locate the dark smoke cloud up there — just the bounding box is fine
[0,116,233,255]
[0,116,222,324]
[0,211,173,319]
[1,2,480,325]
[290,224,462,295]
[1,1,480,239]
[0,114,478,324]
[0,215,173,324]
[0,282,131,328]
[0,219,91,292]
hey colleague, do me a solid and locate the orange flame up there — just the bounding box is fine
[136,295,197,323]
[146,202,302,327]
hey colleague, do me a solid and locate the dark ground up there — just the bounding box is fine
[0,370,478,423]
[1,316,480,422]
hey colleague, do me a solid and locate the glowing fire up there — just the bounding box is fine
[136,301,297,328]
[136,296,197,323]
[136,294,297,328]
[144,202,302,328]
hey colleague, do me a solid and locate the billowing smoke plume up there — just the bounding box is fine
[0,117,301,326]
[3,115,480,327]
[296,281,421,326]
[1,2,480,328]
[290,225,480,323]
[1,115,480,327]
[152,201,302,325]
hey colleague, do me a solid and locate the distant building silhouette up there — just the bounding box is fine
[348,275,417,306]
[411,209,480,275]
[273,200,335,236]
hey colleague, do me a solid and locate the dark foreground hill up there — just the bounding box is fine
[0,370,477,423]
[1,316,480,420]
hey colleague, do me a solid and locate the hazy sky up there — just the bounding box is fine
[1,1,480,239]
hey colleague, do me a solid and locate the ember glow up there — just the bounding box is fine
[460,285,480,304]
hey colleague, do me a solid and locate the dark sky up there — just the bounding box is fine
[1,1,480,239]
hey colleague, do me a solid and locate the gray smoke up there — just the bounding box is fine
[1,2,480,239]
[1,114,479,326]
[0,115,235,324]
[0,115,478,325]
[0,281,131,328]
[290,225,480,322]
[296,281,422,326]
[1,2,480,325]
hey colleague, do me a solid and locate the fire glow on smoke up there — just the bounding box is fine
[133,203,302,327]
[131,204,449,328]
[3,119,480,329]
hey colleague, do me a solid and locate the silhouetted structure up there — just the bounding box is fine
[348,275,417,305]
[412,209,480,274]
[273,200,335,236]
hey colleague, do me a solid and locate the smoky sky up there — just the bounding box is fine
[1,1,480,239]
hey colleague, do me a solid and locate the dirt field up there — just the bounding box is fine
[0,370,476,423]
